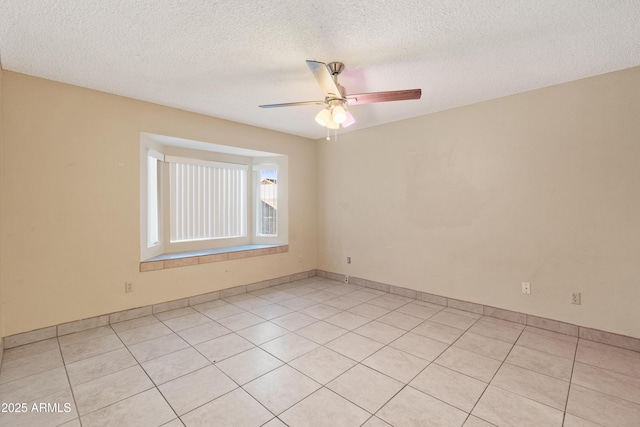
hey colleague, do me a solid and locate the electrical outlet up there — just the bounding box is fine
[347,257,351,264]
[344,275,349,283]
[521,282,531,295]
[571,292,581,305]
[125,282,133,293]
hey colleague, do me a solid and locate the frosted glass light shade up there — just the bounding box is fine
[331,105,347,123]
[342,111,355,127]
[315,108,331,126]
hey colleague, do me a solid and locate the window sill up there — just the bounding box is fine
[140,244,288,272]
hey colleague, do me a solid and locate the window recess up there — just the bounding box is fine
[140,133,288,262]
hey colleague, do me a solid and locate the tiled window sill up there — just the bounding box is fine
[140,244,288,272]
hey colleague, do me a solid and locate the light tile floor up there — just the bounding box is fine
[1,277,639,426]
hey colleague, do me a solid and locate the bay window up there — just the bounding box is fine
[140,133,287,261]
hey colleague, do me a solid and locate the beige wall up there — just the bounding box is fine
[0,72,317,336]
[317,67,640,339]
[0,63,4,340]
[2,67,639,340]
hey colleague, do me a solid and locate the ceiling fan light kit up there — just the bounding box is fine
[259,60,422,138]
[315,101,351,129]
[326,118,340,130]
[331,104,347,123]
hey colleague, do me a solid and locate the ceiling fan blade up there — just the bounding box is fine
[306,60,343,99]
[259,100,326,108]
[347,89,421,105]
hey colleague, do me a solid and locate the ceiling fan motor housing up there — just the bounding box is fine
[328,62,344,76]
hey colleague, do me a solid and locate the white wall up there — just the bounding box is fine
[0,72,317,336]
[317,66,640,338]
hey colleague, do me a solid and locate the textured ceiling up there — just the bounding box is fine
[1,1,639,139]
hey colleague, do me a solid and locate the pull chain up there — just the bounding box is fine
[325,127,340,141]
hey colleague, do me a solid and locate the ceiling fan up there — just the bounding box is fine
[259,60,422,130]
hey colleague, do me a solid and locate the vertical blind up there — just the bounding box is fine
[168,156,248,242]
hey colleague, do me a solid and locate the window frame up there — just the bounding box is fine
[146,148,164,249]
[140,133,288,261]
[254,164,279,238]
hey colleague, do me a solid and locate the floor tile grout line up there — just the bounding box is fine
[560,381,614,427]
[108,322,181,424]
[567,353,640,408]
[561,396,608,427]
[139,347,212,387]
[285,384,376,422]
[523,326,580,347]
[362,310,471,413]
[424,310,494,425]
[387,383,476,421]
[119,332,177,349]
[239,373,319,423]
[466,327,587,420]
[168,382,258,422]
[276,297,464,421]
[498,350,572,384]
[172,280,472,422]
[563,382,576,427]
[78,387,167,424]
[241,287,441,422]
[487,381,571,414]
[122,338,190,364]
[514,342,576,363]
[68,324,178,424]
[462,319,526,425]
[161,326,281,422]
[56,336,83,427]
[63,347,139,389]
[220,336,329,424]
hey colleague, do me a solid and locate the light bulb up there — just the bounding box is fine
[315,108,331,126]
[331,105,347,124]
